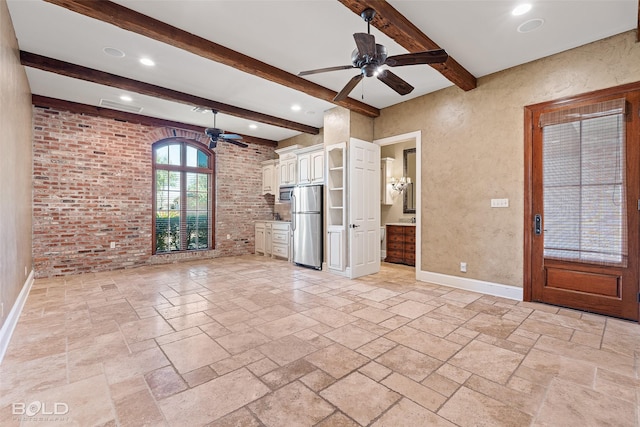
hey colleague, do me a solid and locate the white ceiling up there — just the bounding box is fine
[6,0,637,142]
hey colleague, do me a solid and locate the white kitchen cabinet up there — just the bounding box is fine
[325,143,346,273]
[271,222,291,261]
[255,221,291,261]
[265,222,272,256]
[297,145,324,185]
[261,160,277,195]
[255,222,265,254]
[278,154,297,186]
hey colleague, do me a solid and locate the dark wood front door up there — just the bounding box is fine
[525,85,640,321]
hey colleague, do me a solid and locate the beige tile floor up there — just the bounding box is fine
[1,255,639,426]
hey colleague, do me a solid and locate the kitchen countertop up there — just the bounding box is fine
[385,223,416,226]
[254,220,291,224]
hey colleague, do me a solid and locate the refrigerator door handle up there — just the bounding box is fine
[291,194,296,231]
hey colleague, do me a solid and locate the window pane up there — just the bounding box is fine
[198,150,208,168]
[156,170,169,191]
[155,145,169,164]
[197,174,208,192]
[186,146,197,167]
[187,210,209,249]
[169,171,181,191]
[169,214,180,251]
[155,211,170,253]
[168,144,181,165]
[543,114,626,266]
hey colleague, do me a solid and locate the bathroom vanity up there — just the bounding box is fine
[385,224,415,266]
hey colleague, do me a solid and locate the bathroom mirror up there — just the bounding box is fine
[403,148,416,214]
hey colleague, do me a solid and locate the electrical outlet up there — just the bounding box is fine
[1,303,3,318]
[24,266,27,276]
[490,198,509,208]
[226,234,231,240]
[110,242,116,249]
[460,262,467,273]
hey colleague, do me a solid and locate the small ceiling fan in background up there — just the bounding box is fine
[205,110,248,149]
[299,8,449,102]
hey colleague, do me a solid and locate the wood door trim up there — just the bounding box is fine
[523,106,534,302]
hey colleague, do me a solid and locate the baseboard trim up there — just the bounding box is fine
[417,270,523,301]
[0,270,34,364]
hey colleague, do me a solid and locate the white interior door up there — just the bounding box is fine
[349,138,380,278]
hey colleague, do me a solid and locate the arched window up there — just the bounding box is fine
[152,138,214,253]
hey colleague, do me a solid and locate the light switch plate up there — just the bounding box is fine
[491,198,509,208]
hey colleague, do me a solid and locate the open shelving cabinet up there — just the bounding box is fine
[325,142,346,272]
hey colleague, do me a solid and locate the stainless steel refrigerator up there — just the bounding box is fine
[291,184,323,269]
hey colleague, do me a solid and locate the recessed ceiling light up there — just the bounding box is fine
[291,104,302,111]
[139,57,155,66]
[512,3,532,16]
[517,18,545,33]
[249,124,258,129]
[103,47,125,58]
[119,95,133,102]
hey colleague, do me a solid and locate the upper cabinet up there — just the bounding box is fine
[261,160,277,195]
[273,144,325,188]
[275,145,300,187]
[297,146,324,185]
[278,153,297,186]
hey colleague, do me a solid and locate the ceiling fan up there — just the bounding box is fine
[205,110,248,149]
[299,8,449,102]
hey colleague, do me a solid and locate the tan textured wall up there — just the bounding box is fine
[277,128,323,150]
[349,111,374,142]
[323,107,351,146]
[375,30,640,287]
[0,0,33,328]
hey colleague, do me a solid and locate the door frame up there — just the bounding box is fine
[375,131,422,278]
[524,81,640,314]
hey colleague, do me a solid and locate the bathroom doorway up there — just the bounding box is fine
[375,131,422,277]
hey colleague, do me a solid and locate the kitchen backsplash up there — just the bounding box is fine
[274,202,291,221]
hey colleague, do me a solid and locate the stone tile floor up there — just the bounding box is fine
[1,255,639,426]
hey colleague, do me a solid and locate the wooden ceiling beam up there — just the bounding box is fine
[43,0,380,118]
[32,95,278,146]
[338,0,477,91]
[21,51,318,136]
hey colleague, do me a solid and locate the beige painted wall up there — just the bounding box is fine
[374,30,640,287]
[380,140,416,225]
[278,128,323,149]
[0,0,33,329]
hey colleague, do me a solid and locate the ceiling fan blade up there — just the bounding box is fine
[385,49,448,67]
[333,74,364,102]
[298,65,355,76]
[220,133,243,140]
[226,139,248,148]
[377,70,414,96]
[353,32,376,58]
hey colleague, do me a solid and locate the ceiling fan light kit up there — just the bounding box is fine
[205,110,248,149]
[298,8,449,102]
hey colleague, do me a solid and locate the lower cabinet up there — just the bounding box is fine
[255,223,265,254]
[385,225,415,266]
[255,221,291,261]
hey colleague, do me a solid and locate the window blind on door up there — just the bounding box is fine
[541,99,627,266]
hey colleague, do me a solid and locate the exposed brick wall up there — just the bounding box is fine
[32,106,276,277]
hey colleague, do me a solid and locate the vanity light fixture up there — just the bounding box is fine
[391,176,411,193]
